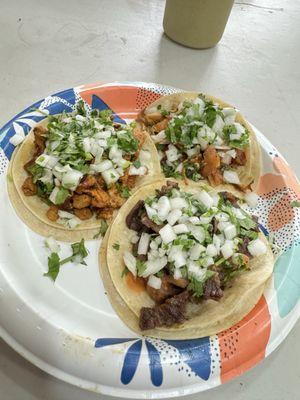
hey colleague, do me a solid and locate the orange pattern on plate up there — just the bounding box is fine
[218,296,271,383]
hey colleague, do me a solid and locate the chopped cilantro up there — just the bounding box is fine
[93,219,108,239]
[136,259,146,276]
[133,160,141,168]
[113,242,120,251]
[44,239,88,281]
[121,267,129,278]
[55,187,69,205]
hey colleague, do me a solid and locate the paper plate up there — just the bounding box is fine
[0,82,299,399]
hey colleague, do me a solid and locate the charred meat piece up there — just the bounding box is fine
[72,194,91,209]
[21,177,37,196]
[46,205,59,221]
[139,290,190,330]
[126,200,145,231]
[74,208,93,220]
[167,276,189,289]
[156,180,179,197]
[95,174,106,189]
[238,236,252,258]
[201,145,221,178]
[75,175,97,194]
[141,215,162,233]
[203,274,223,300]
[97,207,114,220]
[60,197,73,211]
[219,191,239,206]
[232,149,247,166]
[146,275,183,304]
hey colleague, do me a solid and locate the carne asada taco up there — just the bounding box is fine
[139,92,261,190]
[8,102,161,239]
[103,180,273,339]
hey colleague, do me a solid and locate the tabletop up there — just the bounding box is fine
[0,0,299,399]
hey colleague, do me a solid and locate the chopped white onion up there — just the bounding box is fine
[186,147,199,157]
[215,212,229,222]
[221,242,234,259]
[247,238,267,257]
[166,144,180,162]
[196,190,214,209]
[189,216,200,225]
[62,169,83,190]
[212,114,225,133]
[245,191,259,208]
[190,243,206,260]
[187,260,206,280]
[145,204,158,220]
[167,209,182,226]
[123,251,137,276]
[157,196,171,221]
[138,232,150,255]
[151,130,166,143]
[173,224,189,234]
[223,170,240,184]
[174,268,182,280]
[223,223,237,240]
[170,197,188,210]
[142,257,167,278]
[232,207,246,219]
[147,275,162,290]
[159,224,177,243]
[49,187,59,204]
[58,210,74,219]
[206,244,218,257]
[130,233,139,244]
[91,159,113,173]
[128,165,147,176]
[101,168,120,185]
[203,256,214,267]
[189,225,205,243]
[109,145,122,160]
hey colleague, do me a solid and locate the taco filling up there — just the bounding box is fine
[21,103,150,228]
[141,94,250,187]
[121,181,268,330]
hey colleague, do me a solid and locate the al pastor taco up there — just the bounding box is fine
[139,92,261,190]
[8,102,161,240]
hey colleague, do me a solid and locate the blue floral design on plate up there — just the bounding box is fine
[95,336,212,385]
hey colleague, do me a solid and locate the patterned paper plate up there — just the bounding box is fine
[0,82,299,399]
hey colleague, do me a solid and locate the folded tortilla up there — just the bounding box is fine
[8,118,162,240]
[101,180,274,339]
[141,92,261,191]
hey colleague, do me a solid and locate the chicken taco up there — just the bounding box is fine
[103,180,273,339]
[8,102,161,239]
[139,92,261,190]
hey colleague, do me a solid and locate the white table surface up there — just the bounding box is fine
[0,0,299,399]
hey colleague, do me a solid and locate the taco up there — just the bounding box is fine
[138,92,261,190]
[8,102,161,240]
[103,180,274,339]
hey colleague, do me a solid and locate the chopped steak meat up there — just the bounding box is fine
[141,215,162,233]
[238,236,252,257]
[146,275,182,304]
[203,274,223,300]
[21,176,37,196]
[75,175,97,194]
[126,200,145,231]
[219,191,239,206]
[151,118,169,133]
[139,290,190,330]
[207,170,223,186]
[86,188,111,208]
[156,180,179,197]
